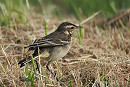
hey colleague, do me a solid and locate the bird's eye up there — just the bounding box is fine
[71,27,74,29]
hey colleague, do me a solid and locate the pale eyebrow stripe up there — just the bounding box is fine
[65,25,74,29]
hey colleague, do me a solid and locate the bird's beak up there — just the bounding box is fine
[75,26,83,29]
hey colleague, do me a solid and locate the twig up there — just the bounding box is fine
[80,11,101,24]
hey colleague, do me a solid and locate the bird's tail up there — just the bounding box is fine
[18,56,31,69]
[18,54,38,69]
[18,49,49,69]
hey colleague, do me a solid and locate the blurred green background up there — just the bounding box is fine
[0,0,130,26]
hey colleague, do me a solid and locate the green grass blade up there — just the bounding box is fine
[30,55,36,73]
[113,73,118,87]
[26,71,31,87]
[78,24,82,45]
[69,81,72,87]
[41,67,50,84]
[44,19,47,36]
[59,72,64,81]
[2,77,5,87]
[25,62,29,76]
[31,73,35,87]
[102,64,105,82]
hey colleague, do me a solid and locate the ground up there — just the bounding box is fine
[0,13,129,87]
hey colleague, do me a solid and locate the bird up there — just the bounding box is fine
[18,22,82,81]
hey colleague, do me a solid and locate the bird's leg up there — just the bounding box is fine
[35,60,40,73]
[46,61,59,81]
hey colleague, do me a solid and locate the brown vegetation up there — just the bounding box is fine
[0,13,130,87]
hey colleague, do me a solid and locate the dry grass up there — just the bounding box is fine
[0,14,129,87]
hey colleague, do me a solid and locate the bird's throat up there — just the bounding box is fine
[64,30,73,36]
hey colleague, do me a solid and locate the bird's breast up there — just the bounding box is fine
[50,43,71,61]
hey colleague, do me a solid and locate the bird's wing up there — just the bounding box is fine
[24,37,69,49]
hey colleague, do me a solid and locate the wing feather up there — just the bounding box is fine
[24,38,69,49]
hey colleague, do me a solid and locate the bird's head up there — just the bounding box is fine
[57,22,82,35]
